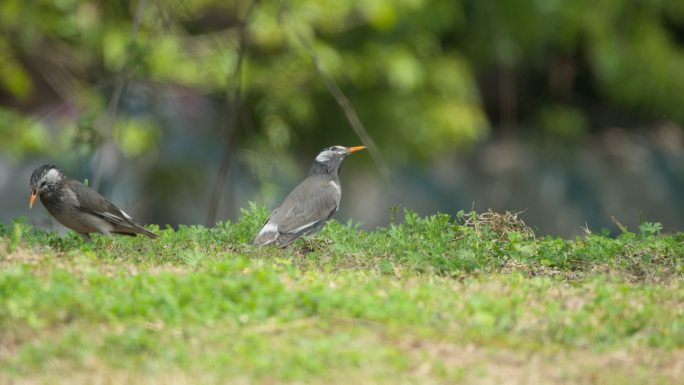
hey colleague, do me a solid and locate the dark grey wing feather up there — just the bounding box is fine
[271,176,340,235]
[66,179,158,238]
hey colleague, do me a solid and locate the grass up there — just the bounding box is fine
[0,205,683,384]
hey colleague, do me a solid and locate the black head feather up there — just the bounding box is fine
[30,164,64,194]
[308,146,350,176]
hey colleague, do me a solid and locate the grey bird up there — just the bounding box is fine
[29,165,158,242]
[253,145,365,247]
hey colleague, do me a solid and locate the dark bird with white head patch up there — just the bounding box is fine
[29,165,158,242]
[253,145,366,247]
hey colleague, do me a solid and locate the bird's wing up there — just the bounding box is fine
[271,177,340,235]
[68,180,158,238]
[65,180,157,240]
[65,180,133,225]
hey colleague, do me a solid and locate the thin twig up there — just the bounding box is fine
[284,16,393,184]
[92,0,148,192]
[611,215,629,234]
[205,0,259,227]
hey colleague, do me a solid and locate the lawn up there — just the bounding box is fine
[1,206,682,384]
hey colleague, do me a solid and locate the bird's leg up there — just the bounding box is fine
[78,233,92,243]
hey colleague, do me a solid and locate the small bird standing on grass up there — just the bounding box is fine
[29,165,158,242]
[253,145,365,247]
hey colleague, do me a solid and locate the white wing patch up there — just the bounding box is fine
[289,221,318,234]
[101,211,126,223]
[258,222,278,236]
[119,209,133,220]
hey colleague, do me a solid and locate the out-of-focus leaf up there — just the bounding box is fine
[387,49,424,92]
[536,105,588,142]
[116,118,160,157]
[0,40,33,99]
[0,108,49,158]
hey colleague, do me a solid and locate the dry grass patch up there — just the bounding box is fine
[462,209,536,240]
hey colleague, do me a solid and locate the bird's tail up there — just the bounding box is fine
[133,223,159,239]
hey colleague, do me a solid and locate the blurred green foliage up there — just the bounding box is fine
[0,0,683,164]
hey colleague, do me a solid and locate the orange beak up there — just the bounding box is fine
[29,191,37,209]
[347,146,366,154]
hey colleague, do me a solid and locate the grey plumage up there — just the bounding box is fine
[254,145,364,247]
[29,165,158,242]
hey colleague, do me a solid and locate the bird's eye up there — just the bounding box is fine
[40,181,46,187]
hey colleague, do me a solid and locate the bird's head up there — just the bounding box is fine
[29,165,64,208]
[310,145,365,175]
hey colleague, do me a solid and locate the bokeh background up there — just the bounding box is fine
[1,0,684,237]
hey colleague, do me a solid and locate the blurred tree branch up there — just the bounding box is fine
[92,0,148,192]
[206,0,259,226]
[282,12,393,185]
